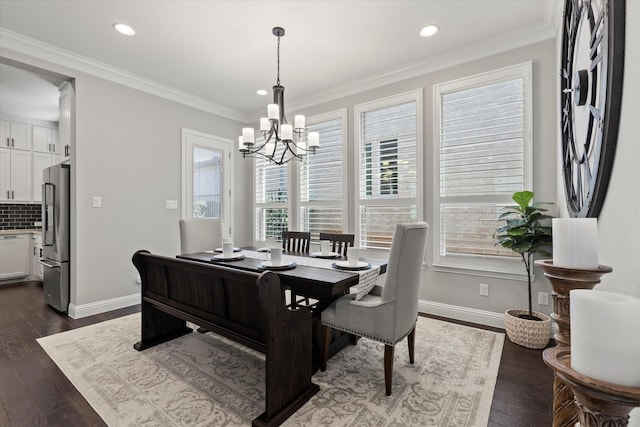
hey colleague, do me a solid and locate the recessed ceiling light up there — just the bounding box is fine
[256,89,268,96]
[113,23,136,36]
[420,24,439,38]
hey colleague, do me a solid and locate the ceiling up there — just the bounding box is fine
[0,0,561,123]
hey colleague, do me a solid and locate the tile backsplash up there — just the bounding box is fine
[0,204,42,230]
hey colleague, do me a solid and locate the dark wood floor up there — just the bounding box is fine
[0,281,554,426]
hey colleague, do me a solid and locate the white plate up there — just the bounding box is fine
[310,251,340,259]
[258,261,297,270]
[211,253,245,261]
[332,260,371,271]
[214,247,241,253]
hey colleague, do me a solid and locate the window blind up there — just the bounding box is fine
[255,139,288,241]
[356,94,420,249]
[300,117,344,238]
[437,71,528,260]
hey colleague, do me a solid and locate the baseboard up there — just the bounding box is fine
[419,299,506,329]
[68,293,140,319]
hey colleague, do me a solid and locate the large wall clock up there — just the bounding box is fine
[560,0,625,218]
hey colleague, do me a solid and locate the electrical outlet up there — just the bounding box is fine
[479,283,489,297]
[92,196,102,208]
[538,291,549,306]
[165,200,178,210]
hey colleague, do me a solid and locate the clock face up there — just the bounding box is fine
[560,0,625,218]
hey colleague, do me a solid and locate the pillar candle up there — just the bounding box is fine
[570,289,640,387]
[552,218,598,268]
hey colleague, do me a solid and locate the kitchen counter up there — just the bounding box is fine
[0,229,41,236]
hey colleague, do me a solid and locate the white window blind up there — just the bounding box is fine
[355,90,422,250]
[255,139,288,241]
[434,63,532,271]
[300,112,346,238]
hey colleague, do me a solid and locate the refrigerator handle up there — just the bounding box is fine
[43,183,55,246]
[38,259,61,269]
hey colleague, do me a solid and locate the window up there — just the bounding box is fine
[255,140,289,242]
[433,63,532,276]
[181,129,233,235]
[299,109,347,239]
[355,90,422,249]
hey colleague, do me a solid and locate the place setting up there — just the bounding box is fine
[210,239,245,262]
[258,247,297,270]
[310,241,341,259]
[332,247,371,271]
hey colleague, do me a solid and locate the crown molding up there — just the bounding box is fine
[282,19,558,117]
[0,28,247,123]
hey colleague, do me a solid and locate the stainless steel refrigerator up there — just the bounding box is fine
[39,163,70,312]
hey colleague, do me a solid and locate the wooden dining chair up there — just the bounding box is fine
[282,231,311,253]
[319,232,355,257]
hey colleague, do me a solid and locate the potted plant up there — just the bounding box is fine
[494,190,553,349]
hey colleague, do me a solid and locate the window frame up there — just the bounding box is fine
[354,89,424,250]
[432,62,533,279]
[298,108,349,241]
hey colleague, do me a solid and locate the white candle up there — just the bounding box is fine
[308,132,319,148]
[294,114,305,130]
[242,127,254,144]
[268,104,279,120]
[260,117,270,131]
[281,124,293,140]
[570,289,640,387]
[552,218,598,268]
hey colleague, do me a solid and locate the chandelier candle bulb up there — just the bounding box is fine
[242,128,255,145]
[268,104,279,121]
[570,289,640,387]
[294,115,305,130]
[552,218,598,268]
[260,117,270,131]
[281,124,293,141]
[308,132,319,148]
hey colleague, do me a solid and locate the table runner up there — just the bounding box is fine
[241,250,382,300]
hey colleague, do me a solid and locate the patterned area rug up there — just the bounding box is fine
[37,313,503,426]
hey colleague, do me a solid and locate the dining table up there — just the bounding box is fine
[177,248,388,371]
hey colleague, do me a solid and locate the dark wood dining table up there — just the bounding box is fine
[177,250,387,371]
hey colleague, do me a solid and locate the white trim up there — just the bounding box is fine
[353,89,423,248]
[68,293,140,319]
[181,128,234,238]
[419,299,506,329]
[432,62,533,276]
[0,28,245,122]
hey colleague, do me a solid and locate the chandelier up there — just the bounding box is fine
[238,27,319,165]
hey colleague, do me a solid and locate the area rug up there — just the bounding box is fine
[37,313,504,427]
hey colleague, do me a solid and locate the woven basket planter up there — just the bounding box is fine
[504,309,551,349]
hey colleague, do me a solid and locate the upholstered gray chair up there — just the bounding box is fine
[320,222,429,396]
[178,217,223,254]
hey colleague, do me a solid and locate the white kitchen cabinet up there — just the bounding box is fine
[58,82,74,161]
[0,148,32,201]
[32,151,59,202]
[32,125,59,154]
[0,234,31,280]
[1,119,31,150]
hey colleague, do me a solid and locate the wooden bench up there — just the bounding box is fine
[131,250,319,427]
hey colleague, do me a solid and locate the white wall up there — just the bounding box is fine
[0,44,251,315]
